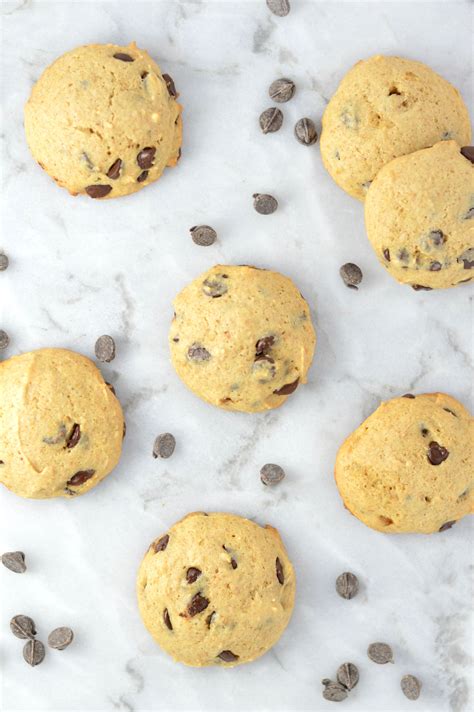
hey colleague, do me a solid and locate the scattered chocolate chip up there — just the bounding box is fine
[266,0,290,16]
[464,206,474,220]
[95,334,116,362]
[137,147,156,169]
[107,158,122,180]
[122,422,126,439]
[273,378,299,395]
[439,520,456,532]
[336,572,359,600]
[187,593,209,617]
[460,146,474,164]
[218,650,239,663]
[383,248,390,261]
[113,53,134,62]
[427,441,449,466]
[294,118,318,145]
[255,336,275,356]
[275,557,284,584]
[259,107,283,134]
[458,248,474,269]
[421,427,429,437]
[153,534,169,553]
[23,639,45,667]
[67,470,95,487]
[401,675,422,701]
[430,261,442,271]
[412,284,432,291]
[188,344,211,361]
[190,225,217,247]
[253,193,278,214]
[105,382,116,396]
[337,662,359,690]
[2,551,26,573]
[163,609,173,631]
[0,253,8,271]
[402,393,415,398]
[206,611,215,628]
[340,263,363,289]
[443,407,457,416]
[367,642,393,664]
[137,170,148,182]
[162,73,177,98]
[85,184,112,199]
[260,463,285,486]
[269,77,295,103]
[153,432,176,459]
[322,680,348,702]
[186,567,202,584]
[47,627,74,650]
[10,615,36,639]
[0,329,10,349]
[429,230,445,246]
[202,276,228,297]
[65,424,81,449]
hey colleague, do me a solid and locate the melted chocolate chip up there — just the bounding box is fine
[85,185,112,199]
[439,521,456,532]
[218,650,239,663]
[430,261,442,271]
[137,170,148,182]
[153,534,169,553]
[202,276,228,298]
[412,284,432,291]
[427,441,449,466]
[274,378,299,396]
[255,336,275,356]
[186,567,202,584]
[188,344,211,361]
[458,248,474,269]
[443,408,457,417]
[162,73,177,98]
[163,609,173,630]
[113,53,134,62]
[276,557,284,584]
[187,593,209,617]
[429,230,445,246]
[66,469,95,486]
[65,424,81,449]
[205,611,215,628]
[137,147,156,169]
[402,393,415,399]
[460,146,474,163]
[107,159,122,180]
[383,248,390,261]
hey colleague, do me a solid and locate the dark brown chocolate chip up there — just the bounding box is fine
[162,73,177,98]
[340,262,363,289]
[67,469,95,487]
[141,71,148,80]
[253,193,278,214]
[122,422,126,439]
[322,680,348,702]
[187,593,209,617]
[95,334,116,362]
[401,674,422,701]
[402,393,415,398]
[218,650,239,663]
[66,424,81,449]
[137,147,156,169]
[275,557,284,584]
[430,261,442,271]
[113,53,134,62]
[10,615,36,639]
[85,184,112,199]
[137,170,148,182]
[443,407,457,417]
[202,276,228,297]
[153,433,176,459]
[206,611,215,628]
[223,546,238,569]
[294,118,318,146]
[421,427,429,437]
[460,146,474,163]
[48,626,74,650]
[427,441,449,466]
[163,609,173,630]
[107,158,122,180]
[153,534,169,553]
[458,248,474,269]
[335,571,359,599]
[412,284,432,291]
[0,253,9,271]
[429,230,445,246]
[255,335,275,356]
[2,551,26,574]
[0,329,10,350]
[368,642,393,664]
[274,378,299,396]
[23,639,45,667]
[186,567,202,584]
[259,107,283,134]
[260,463,285,485]
[439,520,456,532]
[190,225,217,247]
[383,248,390,261]
[188,344,211,361]
[269,77,295,103]
[337,662,359,690]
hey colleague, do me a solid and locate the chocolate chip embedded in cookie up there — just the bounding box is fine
[136,512,295,667]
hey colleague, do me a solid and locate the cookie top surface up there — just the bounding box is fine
[137,512,295,667]
[364,141,473,290]
[0,348,124,499]
[24,42,182,199]
[169,265,316,413]
[335,393,473,534]
[320,55,471,200]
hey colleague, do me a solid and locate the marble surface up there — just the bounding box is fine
[0,1,473,710]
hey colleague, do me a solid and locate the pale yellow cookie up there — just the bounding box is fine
[335,393,473,534]
[364,141,474,289]
[0,348,124,498]
[137,512,295,667]
[24,42,182,199]
[320,55,471,200]
[169,265,316,412]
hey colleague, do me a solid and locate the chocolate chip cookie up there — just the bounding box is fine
[169,265,316,412]
[24,42,182,199]
[137,512,295,667]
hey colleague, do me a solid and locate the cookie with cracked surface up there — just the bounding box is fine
[365,141,473,289]
[335,393,473,533]
[0,348,124,498]
[320,55,471,200]
[169,264,316,412]
[137,512,295,667]
[24,42,182,199]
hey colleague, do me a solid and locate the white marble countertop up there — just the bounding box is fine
[0,1,473,711]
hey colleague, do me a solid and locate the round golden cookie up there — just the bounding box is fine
[137,512,295,667]
[335,393,473,534]
[24,42,182,199]
[320,55,471,200]
[364,141,474,290]
[169,265,316,412]
[0,348,124,499]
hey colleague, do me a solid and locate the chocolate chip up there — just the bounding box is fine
[85,185,112,199]
[340,262,362,289]
[137,170,148,182]
[412,284,432,291]
[163,609,173,630]
[367,642,393,664]
[266,0,290,16]
[202,276,228,297]
[188,344,211,361]
[153,534,169,553]
[439,520,456,532]
[427,441,449,465]
[218,650,239,663]
[443,407,457,417]
[65,424,81,449]
[458,248,474,269]
[269,77,295,103]
[10,615,36,639]
[421,427,429,437]
[137,147,156,169]
[260,463,285,486]
[162,73,177,98]
[294,118,318,146]
[48,627,74,650]
[255,336,275,356]
[23,639,45,667]
[0,253,8,271]
[253,356,276,383]
[2,551,26,574]
[95,334,116,362]
[322,680,348,702]
[429,230,445,246]
[335,572,359,599]
[153,432,176,459]
[430,261,442,271]
[464,206,474,220]
[383,248,390,261]
[275,557,284,584]
[186,567,202,584]
[113,53,134,62]
[105,382,116,396]
[0,329,10,349]
[273,378,299,395]
[259,107,283,134]
[206,611,215,628]
[401,674,422,701]
[190,225,217,246]
[253,193,278,214]
[460,146,474,163]
[337,662,359,690]
[402,393,415,398]
[67,470,95,487]
[187,593,209,617]
[107,158,122,180]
